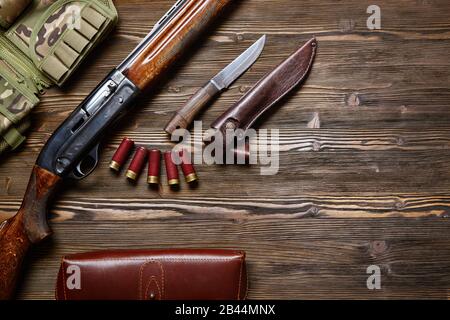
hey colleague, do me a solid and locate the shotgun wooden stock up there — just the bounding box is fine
[0,166,61,299]
[0,0,232,299]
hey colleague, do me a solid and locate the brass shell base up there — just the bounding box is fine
[109,161,121,171]
[126,170,138,181]
[168,179,180,186]
[185,173,198,183]
[147,176,160,185]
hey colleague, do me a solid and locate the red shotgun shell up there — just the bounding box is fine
[180,150,198,183]
[126,146,148,181]
[110,137,134,171]
[147,149,161,185]
[164,151,180,186]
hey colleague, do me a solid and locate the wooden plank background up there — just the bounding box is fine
[1,0,450,299]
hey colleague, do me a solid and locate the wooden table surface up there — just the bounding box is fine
[1,0,450,299]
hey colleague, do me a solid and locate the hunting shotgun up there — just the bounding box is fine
[0,0,232,299]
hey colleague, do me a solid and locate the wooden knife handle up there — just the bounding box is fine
[165,81,220,134]
[0,166,61,300]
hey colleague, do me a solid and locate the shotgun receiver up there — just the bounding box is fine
[0,0,232,299]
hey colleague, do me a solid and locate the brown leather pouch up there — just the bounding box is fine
[55,249,247,300]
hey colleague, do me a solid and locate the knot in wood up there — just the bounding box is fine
[370,240,388,255]
[347,93,360,107]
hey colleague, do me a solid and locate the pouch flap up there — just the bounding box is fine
[0,117,30,153]
[5,0,118,85]
[40,55,68,82]
[82,6,107,29]
[2,124,26,149]
[53,41,77,68]
[55,249,248,300]
[63,28,89,53]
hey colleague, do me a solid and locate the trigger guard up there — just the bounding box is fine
[70,144,100,180]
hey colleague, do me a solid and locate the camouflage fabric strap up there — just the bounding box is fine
[0,0,32,29]
[0,62,38,146]
[5,0,118,85]
[0,119,29,151]
[0,79,35,150]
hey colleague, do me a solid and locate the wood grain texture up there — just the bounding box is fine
[0,213,31,300]
[0,166,61,299]
[164,81,220,134]
[123,0,232,90]
[1,0,450,299]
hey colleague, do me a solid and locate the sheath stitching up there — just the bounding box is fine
[144,276,162,300]
[74,257,238,262]
[62,262,68,300]
[237,256,243,300]
[55,263,62,300]
[139,260,165,300]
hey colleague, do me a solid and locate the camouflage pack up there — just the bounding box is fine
[0,0,118,155]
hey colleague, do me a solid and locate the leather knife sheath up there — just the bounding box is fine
[55,249,247,300]
[211,38,317,134]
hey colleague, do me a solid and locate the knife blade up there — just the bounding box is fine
[164,35,266,134]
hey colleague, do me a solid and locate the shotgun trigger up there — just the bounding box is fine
[69,144,100,180]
